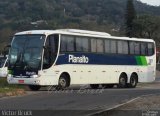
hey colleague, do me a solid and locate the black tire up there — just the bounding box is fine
[28,85,41,91]
[90,84,99,89]
[102,84,114,88]
[58,74,70,90]
[118,73,127,88]
[128,74,138,88]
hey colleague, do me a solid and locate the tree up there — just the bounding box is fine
[133,15,160,39]
[0,27,14,52]
[125,0,136,37]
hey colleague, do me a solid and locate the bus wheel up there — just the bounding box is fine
[118,73,127,88]
[28,85,41,91]
[128,74,138,88]
[58,74,70,89]
[90,84,99,89]
[102,84,114,88]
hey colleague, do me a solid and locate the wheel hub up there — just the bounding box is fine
[59,79,66,87]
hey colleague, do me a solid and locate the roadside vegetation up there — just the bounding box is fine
[0,78,25,96]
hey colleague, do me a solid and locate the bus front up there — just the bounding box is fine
[7,34,45,84]
[7,32,59,90]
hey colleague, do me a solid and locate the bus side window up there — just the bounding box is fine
[148,43,154,56]
[81,38,89,52]
[118,41,128,54]
[110,40,117,54]
[60,36,67,52]
[105,39,110,53]
[60,35,74,52]
[129,41,140,55]
[76,37,82,52]
[123,41,129,54]
[91,39,97,53]
[129,41,135,55]
[135,42,140,55]
[66,36,74,52]
[76,37,89,52]
[97,39,104,53]
[141,42,147,55]
[118,41,123,54]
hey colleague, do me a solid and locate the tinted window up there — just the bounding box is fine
[118,41,128,54]
[97,39,104,53]
[110,40,117,53]
[91,39,97,52]
[129,42,135,54]
[76,37,89,52]
[129,41,140,55]
[105,39,110,53]
[141,43,147,55]
[61,35,74,52]
[82,38,89,52]
[123,41,129,54]
[76,37,82,52]
[118,41,123,54]
[43,35,59,69]
[135,42,140,55]
[148,43,154,56]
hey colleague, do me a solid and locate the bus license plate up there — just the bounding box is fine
[18,80,24,84]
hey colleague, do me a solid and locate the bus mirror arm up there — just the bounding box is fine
[3,45,11,58]
[43,46,47,50]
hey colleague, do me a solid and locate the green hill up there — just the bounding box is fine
[0,0,160,51]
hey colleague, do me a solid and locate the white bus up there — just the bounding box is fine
[7,29,156,90]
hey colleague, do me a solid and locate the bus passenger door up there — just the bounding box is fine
[43,34,59,70]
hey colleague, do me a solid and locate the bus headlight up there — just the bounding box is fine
[31,75,39,78]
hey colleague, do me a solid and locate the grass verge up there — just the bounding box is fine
[0,78,26,97]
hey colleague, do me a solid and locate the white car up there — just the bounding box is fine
[0,57,8,77]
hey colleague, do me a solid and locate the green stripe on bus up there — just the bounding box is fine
[135,56,142,65]
[135,56,147,66]
[140,56,147,66]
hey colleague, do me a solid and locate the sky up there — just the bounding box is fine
[140,0,160,6]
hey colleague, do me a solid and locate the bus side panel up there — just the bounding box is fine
[40,52,156,86]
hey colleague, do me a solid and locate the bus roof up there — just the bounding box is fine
[15,29,155,43]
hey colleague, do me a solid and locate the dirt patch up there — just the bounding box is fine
[0,89,26,98]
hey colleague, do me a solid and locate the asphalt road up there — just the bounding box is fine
[0,72,160,116]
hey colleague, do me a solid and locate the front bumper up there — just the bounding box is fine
[7,74,41,85]
[7,74,58,86]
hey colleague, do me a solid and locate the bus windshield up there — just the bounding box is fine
[8,35,45,70]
